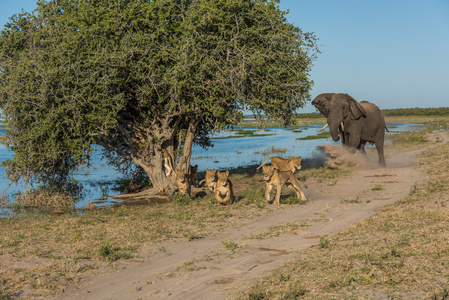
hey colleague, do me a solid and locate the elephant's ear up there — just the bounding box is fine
[312,93,335,117]
[346,94,366,120]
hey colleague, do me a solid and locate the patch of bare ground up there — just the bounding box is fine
[1,128,446,299]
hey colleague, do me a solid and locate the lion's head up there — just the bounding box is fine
[205,168,217,181]
[175,168,188,183]
[261,165,275,181]
[288,156,302,171]
[217,170,230,186]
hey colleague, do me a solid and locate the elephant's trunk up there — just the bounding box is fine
[328,119,341,142]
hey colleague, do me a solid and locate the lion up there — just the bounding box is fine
[174,168,191,197]
[257,156,303,173]
[214,170,234,204]
[261,164,307,205]
[199,168,217,192]
[162,148,175,177]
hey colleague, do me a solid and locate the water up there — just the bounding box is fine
[191,125,336,171]
[0,123,418,210]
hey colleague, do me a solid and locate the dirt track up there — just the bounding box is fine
[57,143,425,299]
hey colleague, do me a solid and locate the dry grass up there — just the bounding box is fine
[12,189,76,213]
[240,124,449,299]
[0,163,345,298]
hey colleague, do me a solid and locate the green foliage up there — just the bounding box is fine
[0,0,319,190]
[221,239,238,250]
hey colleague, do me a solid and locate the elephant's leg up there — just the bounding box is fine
[375,140,386,167]
[346,133,361,154]
[374,126,386,166]
[358,141,367,155]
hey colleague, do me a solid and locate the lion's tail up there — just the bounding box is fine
[257,157,274,170]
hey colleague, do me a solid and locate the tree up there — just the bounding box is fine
[0,0,319,195]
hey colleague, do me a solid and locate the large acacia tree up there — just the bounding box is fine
[0,0,319,194]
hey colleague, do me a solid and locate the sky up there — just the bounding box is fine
[1,0,448,113]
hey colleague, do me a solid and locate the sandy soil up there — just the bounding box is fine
[55,141,427,300]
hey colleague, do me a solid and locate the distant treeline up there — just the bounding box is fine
[381,107,449,116]
[297,107,449,118]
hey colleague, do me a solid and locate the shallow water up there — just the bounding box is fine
[0,123,418,211]
[191,125,336,171]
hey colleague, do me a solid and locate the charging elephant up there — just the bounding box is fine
[312,93,386,166]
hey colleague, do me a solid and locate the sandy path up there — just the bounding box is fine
[58,145,423,300]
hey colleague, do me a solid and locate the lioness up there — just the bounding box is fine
[257,156,302,173]
[214,170,234,204]
[174,168,191,197]
[162,148,175,177]
[199,168,217,192]
[262,164,307,205]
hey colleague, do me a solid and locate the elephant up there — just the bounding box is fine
[312,93,386,167]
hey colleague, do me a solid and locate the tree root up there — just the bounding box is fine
[112,186,209,202]
[111,187,172,201]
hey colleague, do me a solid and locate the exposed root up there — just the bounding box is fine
[111,187,172,201]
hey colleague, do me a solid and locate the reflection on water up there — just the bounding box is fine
[0,123,418,210]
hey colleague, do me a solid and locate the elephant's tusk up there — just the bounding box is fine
[318,123,328,132]
[340,122,345,132]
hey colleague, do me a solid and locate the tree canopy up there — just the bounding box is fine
[0,0,319,194]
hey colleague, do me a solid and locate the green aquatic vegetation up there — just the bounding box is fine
[211,129,275,139]
[296,131,331,140]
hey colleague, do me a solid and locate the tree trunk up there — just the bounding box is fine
[178,117,200,170]
[148,155,175,194]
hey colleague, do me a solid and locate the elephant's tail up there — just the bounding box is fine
[385,126,390,133]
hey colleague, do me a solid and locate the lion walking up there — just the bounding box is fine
[257,156,303,173]
[261,165,307,205]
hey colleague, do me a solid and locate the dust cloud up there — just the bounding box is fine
[317,144,376,170]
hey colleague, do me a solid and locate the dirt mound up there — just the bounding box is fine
[318,144,376,170]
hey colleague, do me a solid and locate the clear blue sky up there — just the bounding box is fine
[1,0,448,113]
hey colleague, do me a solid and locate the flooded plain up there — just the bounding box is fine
[0,123,418,210]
